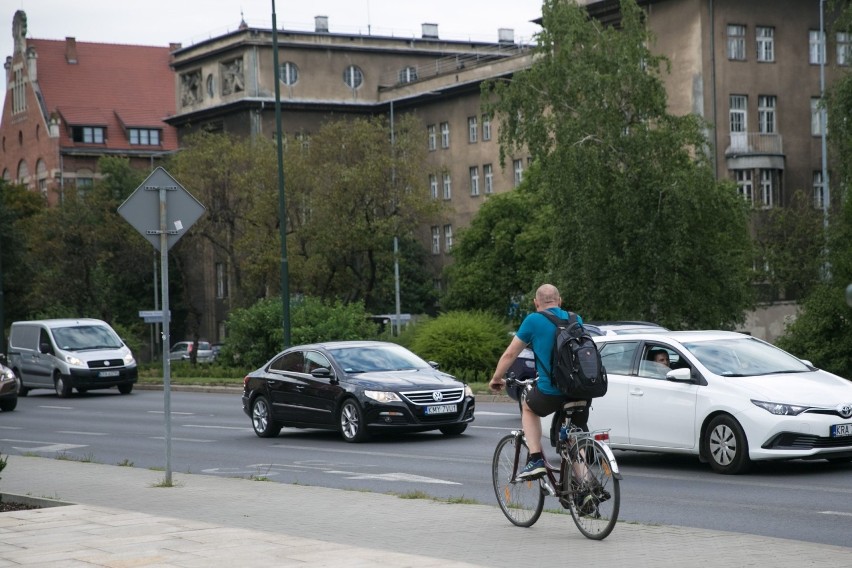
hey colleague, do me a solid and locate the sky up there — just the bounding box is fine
[2,0,545,61]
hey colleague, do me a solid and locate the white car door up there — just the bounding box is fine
[589,341,640,445]
[627,355,698,448]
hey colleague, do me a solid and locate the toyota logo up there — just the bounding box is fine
[838,403,852,419]
[432,391,443,402]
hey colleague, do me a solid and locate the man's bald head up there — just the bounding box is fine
[535,284,561,307]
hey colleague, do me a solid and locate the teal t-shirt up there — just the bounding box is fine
[516,307,583,395]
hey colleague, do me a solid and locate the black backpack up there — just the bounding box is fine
[536,311,608,398]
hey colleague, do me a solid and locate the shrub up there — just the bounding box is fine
[220,297,379,369]
[411,311,509,382]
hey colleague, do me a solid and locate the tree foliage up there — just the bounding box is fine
[478,0,753,328]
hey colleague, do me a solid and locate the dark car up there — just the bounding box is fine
[0,355,18,411]
[506,320,668,402]
[241,340,475,442]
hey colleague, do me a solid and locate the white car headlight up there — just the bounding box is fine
[64,354,85,367]
[123,353,136,365]
[465,385,474,397]
[365,390,402,403]
[752,399,809,416]
[0,368,14,382]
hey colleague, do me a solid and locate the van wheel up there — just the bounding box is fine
[14,370,28,397]
[54,375,72,398]
[118,384,133,394]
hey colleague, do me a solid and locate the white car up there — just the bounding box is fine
[588,331,852,474]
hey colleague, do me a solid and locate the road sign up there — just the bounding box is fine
[118,167,205,251]
[138,310,171,323]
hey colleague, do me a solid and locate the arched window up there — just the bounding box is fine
[343,65,363,89]
[2,169,10,182]
[17,159,28,182]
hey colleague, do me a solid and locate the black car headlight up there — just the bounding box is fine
[751,399,809,416]
[365,390,402,403]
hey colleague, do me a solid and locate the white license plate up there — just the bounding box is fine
[425,404,457,415]
[99,370,120,377]
[831,423,852,437]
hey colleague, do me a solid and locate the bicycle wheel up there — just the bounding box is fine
[566,438,620,540]
[492,433,544,527]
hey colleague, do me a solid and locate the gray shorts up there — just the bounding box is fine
[525,384,589,429]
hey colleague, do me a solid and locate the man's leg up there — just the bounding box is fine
[522,401,542,453]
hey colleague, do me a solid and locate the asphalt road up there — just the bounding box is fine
[1,388,850,547]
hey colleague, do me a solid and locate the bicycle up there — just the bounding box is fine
[491,376,622,540]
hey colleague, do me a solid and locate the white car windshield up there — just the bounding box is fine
[682,337,811,377]
[52,325,123,351]
[329,345,431,373]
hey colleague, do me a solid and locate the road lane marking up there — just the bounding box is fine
[183,424,252,430]
[148,437,215,443]
[819,511,852,517]
[147,411,194,415]
[475,411,518,416]
[38,405,73,410]
[57,431,108,436]
[0,426,23,430]
[329,471,460,484]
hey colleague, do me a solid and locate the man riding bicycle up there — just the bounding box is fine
[489,283,591,480]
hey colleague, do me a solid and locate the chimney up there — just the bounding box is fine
[421,23,439,39]
[65,37,77,64]
[498,28,515,44]
[169,42,182,52]
[315,15,329,33]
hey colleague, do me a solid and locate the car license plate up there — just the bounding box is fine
[425,404,457,415]
[831,423,852,437]
[99,370,120,377]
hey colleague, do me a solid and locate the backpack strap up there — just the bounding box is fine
[531,310,574,378]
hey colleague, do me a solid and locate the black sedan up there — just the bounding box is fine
[241,340,475,442]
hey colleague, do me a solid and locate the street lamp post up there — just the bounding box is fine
[272,0,291,348]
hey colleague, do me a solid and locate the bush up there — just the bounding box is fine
[220,296,379,369]
[411,311,509,383]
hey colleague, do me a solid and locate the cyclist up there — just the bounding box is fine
[489,283,590,480]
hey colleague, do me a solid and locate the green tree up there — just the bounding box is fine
[481,0,753,329]
[442,186,548,323]
[0,181,43,329]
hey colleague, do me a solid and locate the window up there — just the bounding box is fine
[838,32,852,66]
[440,122,450,148]
[343,65,363,89]
[431,226,440,254]
[129,128,161,146]
[482,115,492,141]
[811,98,826,136]
[469,166,480,196]
[484,163,494,194]
[758,95,776,134]
[270,351,305,373]
[513,159,524,187]
[442,172,452,200]
[759,169,777,209]
[468,116,478,143]
[599,341,639,375]
[72,126,105,143]
[736,169,753,205]
[756,27,774,62]
[279,62,299,85]
[398,66,418,83]
[429,174,438,199]
[810,30,825,64]
[16,159,28,183]
[12,67,25,114]
[727,24,746,61]
[216,262,228,299]
[427,125,436,151]
[813,171,826,209]
[729,95,747,150]
[444,224,453,252]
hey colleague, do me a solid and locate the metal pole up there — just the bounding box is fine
[272,0,291,348]
[159,187,172,485]
[820,0,830,231]
[390,100,401,336]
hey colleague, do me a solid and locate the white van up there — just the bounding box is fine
[8,319,137,397]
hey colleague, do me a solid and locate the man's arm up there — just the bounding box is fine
[489,336,528,392]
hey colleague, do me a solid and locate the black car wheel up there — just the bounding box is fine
[118,384,133,394]
[439,424,467,436]
[251,396,282,438]
[339,398,370,443]
[0,398,16,412]
[14,370,28,397]
[703,415,750,474]
[54,374,72,398]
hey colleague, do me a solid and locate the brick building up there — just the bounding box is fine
[0,10,178,205]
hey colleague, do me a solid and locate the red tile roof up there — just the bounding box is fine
[30,38,177,151]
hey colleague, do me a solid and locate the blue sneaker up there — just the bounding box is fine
[517,458,546,480]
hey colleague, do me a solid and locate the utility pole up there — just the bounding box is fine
[272,0,291,348]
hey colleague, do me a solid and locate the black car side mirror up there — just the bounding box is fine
[428,361,440,369]
[39,342,53,355]
[311,367,333,379]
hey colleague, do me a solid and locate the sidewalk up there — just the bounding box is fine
[0,455,849,567]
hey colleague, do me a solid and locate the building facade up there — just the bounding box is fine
[0,10,178,205]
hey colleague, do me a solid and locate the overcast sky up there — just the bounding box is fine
[2,0,544,60]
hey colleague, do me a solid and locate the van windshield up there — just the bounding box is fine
[52,325,123,351]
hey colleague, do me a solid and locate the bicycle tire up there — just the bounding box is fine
[566,438,620,540]
[492,433,544,527]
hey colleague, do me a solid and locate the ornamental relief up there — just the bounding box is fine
[180,70,202,107]
[220,58,244,96]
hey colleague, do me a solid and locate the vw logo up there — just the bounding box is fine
[838,403,852,419]
[432,391,443,402]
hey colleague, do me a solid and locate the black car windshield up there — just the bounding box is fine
[682,337,810,377]
[52,325,123,351]
[329,345,431,373]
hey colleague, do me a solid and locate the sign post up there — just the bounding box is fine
[119,167,205,485]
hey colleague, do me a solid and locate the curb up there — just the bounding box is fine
[0,492,73,509]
